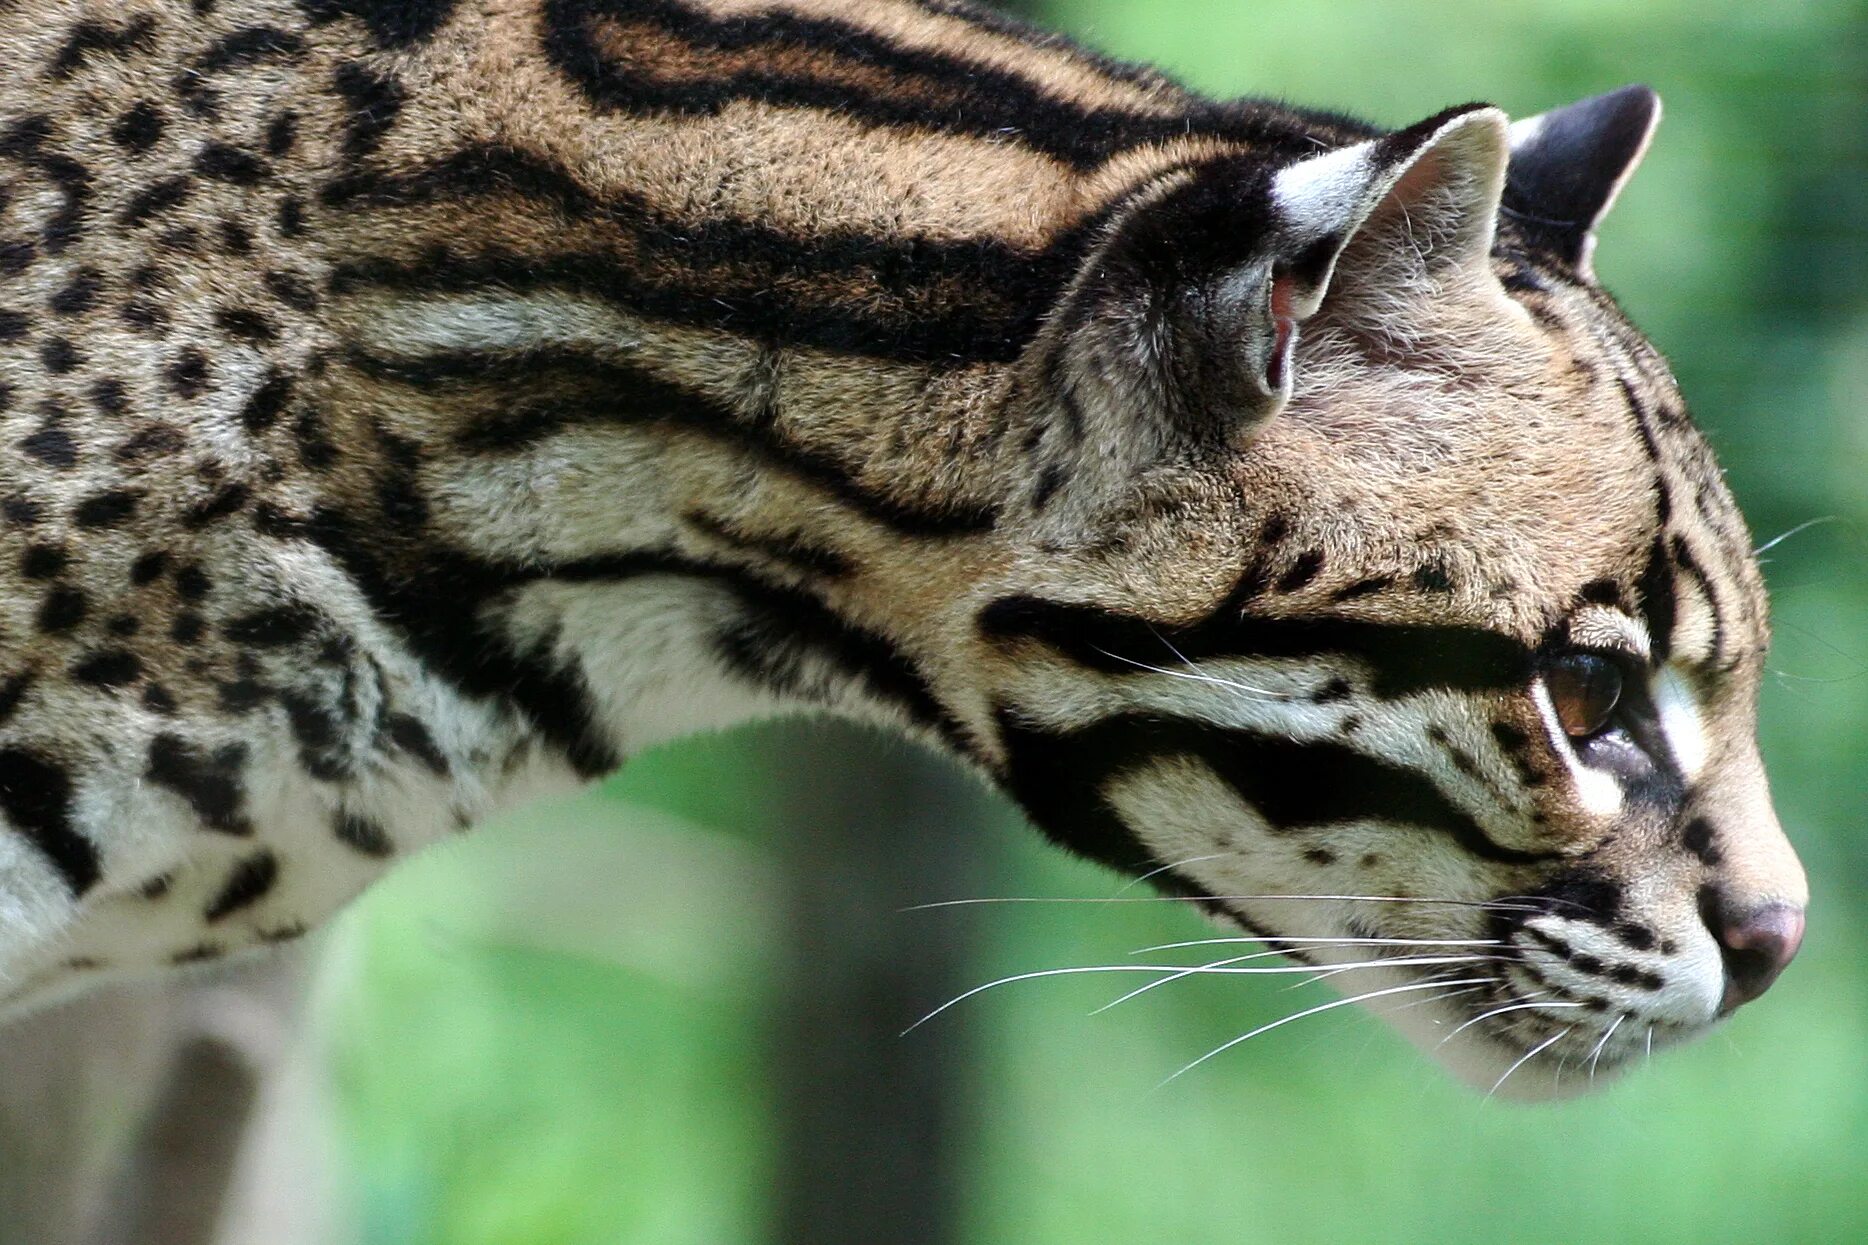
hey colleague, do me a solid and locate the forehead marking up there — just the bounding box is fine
[1651,665,1708,781]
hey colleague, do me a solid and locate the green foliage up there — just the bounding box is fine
[331,2,1868,1239]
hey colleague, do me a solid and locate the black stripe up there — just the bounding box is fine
[324,146,1101,365]
[1636,533,1676,664]
[354,347,996,536]
[0,748,98,895]
[1669,534,1728,671]
[979,593,1531,699]
[542,0,1365,174]
[1000,711,1554,872]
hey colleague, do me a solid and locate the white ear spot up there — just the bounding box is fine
[1530,680,1624,818]
[1271,143,1376,238]
[1651,664,1709,779]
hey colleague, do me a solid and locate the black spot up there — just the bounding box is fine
[139,872,174,900]
[1301,847,1336,866]
[1,496,41,525]
[1579,578,1623,607]
[334,811,394,858]
[130,550,171,584]
[386,712,449,775]
[1490,722,1530,752]
[21,543,67,579]
[0,748,98,894]
[171,944,225,965]
[40,337,81,373]
[1681,817,1723,866]
[48,268,102,315]
[146,733,250,834]
[204,850,279,922]
[143,682,177,714]
[1311,677,1352,704]
[265,111,299,156]
[121,300,169,332]
[176,562,211,599]
[214,307,276,342]
[166,348,212,397]
[223,604,319,646]
[332,62,405,159]
[90,378,128,414]
[51,15,158,79]
[120,175,192,226]
[186,483,250,526]
[72,650,141,687]
[276,195,307,236]
[239,370,294,431]
[74,488,140,528]
[0,239,35,275]
[262,268,317,312]
[1412,560,1455,594]
[36,586,87,632]
[0,672,34,725]
[0,310,26,342]
[117,424,186,461]
[193,143,268,184]
[1332,576,1393,602]
[298,0,461,48]
[218,218,254,255]
[1613,923,1657,952]
[1275,550,1325,593]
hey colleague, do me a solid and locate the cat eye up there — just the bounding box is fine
[1545,653,1625,738]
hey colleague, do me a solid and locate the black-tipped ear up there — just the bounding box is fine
[1032,107,1507,520]
[1505,85,1660,279]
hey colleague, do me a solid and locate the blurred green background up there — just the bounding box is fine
[317,1,1868,1241]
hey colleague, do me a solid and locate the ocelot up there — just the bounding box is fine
[0,0,1804,1097]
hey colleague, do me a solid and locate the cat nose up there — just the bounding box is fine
[1714,902,1805,1011]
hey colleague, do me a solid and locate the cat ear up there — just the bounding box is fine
[1504,85,1661,280]
[1034,105,1508,518]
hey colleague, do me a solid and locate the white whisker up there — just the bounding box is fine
[1587,1013,1626,1079]
[1488,1028,1571,1097]
[1437,994,1583,1047]
[1090,645,1286,700]
[1157,976,1495,1086]
[1116,855,1229,894]
[1133,935,1501,954]
[905,894,1546,913]
[908,958,1497,1034]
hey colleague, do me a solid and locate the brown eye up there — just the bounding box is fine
[1545,653,1625,738]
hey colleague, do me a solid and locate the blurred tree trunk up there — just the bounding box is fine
[757,720,1007,1245]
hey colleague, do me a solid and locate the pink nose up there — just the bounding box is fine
[1716,903,1805,1011]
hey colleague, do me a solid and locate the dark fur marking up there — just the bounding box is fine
[204,850,279,922]
[74,489,140,528]
[0,748,98,894]
[385,712,449,776]
[334,812,394,858]
[72,650,142,688]
[36,586,87,633]
[298,0,462,47]
[368,349,996,536]
[51,15,158,78]
[146,734,251,834]
[979,594,1531,699]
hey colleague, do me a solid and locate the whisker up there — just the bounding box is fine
[1115,854,1229,895]
[1587,1013,1626,1079]
[1488,1027,1571,1098]
[1091,644,1286,700]
[1132,935,1502,954]
[1157,976,1496,1086]
[1100,943,1500,1013]
[1437,994,1582,1047]
[1754,514,1841,556]
[905,894,1549,913]
[907,958,1498,1034]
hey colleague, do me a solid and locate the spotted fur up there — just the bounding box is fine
[0,0,1805,1096]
